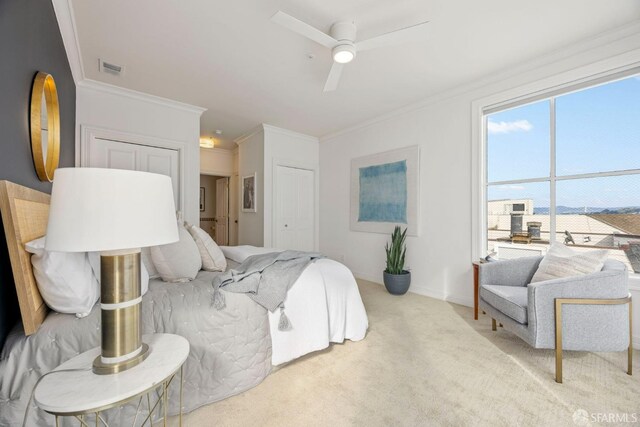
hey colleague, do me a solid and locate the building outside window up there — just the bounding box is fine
[484,73,640,273]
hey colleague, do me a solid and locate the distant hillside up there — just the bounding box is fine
[533,206,640,215]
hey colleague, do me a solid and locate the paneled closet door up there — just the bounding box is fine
[275,165,314,251]
[86,137,180,208]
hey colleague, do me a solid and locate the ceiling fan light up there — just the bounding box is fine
[333,44,355,64]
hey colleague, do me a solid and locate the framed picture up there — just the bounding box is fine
[199,187,205,212]
[350,145,420,236]
[242,173,257,212]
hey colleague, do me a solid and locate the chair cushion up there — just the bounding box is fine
[480,285,529,324]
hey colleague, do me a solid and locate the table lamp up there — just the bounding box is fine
[46,168,179,374]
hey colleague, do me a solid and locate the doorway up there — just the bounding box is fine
[199,174,230,245]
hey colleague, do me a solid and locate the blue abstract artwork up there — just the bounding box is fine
[358,160,407,223]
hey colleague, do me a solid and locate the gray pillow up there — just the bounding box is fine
[531,243,608,283]
[151,223,202,282]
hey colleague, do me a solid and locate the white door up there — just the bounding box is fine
[87,137,180,208]
[275,166,314,251]
[215,178,229,245]
[229,174,239,245]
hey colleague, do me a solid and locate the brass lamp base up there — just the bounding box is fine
[93,343,150,375]
[95,250,150,375]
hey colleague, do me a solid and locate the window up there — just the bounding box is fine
[484,74,640,273]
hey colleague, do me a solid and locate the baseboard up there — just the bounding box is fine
[353,271,450,305]
[444,294,474,308]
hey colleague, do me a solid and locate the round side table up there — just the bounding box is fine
[34,333,190,426]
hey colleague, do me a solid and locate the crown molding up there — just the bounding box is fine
[235,123,319,146]
[77,79,207,115]
[234,124,265,146]
[262,124,319,143]
[320,20,640,142]
[200,147,235,155]
[51,0,85,83]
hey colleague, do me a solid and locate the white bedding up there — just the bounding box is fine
[220,246,368,365]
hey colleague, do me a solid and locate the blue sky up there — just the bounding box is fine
[487,75,640,208]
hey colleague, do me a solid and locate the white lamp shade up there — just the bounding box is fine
[45,168,179,252]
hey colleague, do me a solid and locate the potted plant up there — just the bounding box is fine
[383,226,411,295]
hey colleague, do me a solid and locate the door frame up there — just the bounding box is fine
[200,171,232,245]
[271,158,319,251]
[79,125,189,219]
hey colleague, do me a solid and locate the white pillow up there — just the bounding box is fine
[87,252,150,296]
[25,237,99,317]
[531,243,608,283]
[185,223,227,271]
[141,247,160,279]
[151,223,202,282]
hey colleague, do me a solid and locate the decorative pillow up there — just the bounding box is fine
[531,243,608,283]
[150,223,202,282]
[87,252,150,296]
[25,237,99,318]
[141,247,160,279]
[185,223,227,272]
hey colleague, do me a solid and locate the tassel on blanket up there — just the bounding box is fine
[278,305,292,331]
[213,285,226,310]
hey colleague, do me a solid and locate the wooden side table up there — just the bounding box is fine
[34,333,189,426]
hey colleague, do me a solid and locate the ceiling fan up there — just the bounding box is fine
[271,11,429,92]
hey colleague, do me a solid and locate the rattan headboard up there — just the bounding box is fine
[0,181,50,335]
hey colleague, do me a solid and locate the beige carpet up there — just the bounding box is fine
[175,280,640,427]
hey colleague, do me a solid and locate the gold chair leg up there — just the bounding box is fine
[555,299,563,383]
[491,318,496,331]
[555,295,632,384]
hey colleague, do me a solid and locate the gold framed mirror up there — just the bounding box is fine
[30,72,60,182]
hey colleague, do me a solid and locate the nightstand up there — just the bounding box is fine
[34,333,189,426]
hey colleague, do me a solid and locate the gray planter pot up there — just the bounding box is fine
[383,271,411,295]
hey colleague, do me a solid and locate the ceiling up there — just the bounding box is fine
[70,0,640,149]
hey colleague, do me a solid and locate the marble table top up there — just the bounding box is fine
[34,333,189,415]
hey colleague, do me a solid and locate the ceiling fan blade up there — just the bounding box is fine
[356,21,429,52]
[323,62,344,92]
[271,11,338,49]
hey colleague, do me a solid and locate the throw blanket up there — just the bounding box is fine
[212,251,323,330]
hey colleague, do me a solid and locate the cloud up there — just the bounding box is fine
[488,119,533,135]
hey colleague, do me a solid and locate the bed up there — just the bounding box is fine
[0,181,368,426]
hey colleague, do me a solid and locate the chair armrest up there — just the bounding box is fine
[479,256,543,287]
[529,269,629,303]
[527,269,629,348]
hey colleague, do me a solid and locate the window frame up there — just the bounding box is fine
[472,65,640,282]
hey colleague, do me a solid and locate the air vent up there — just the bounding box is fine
[99,59,124,76]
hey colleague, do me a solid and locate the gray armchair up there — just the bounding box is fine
[478,256,632,383]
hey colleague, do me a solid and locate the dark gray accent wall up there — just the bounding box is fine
[0,0,76,347]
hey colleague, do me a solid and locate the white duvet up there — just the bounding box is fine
[220,246,369,365]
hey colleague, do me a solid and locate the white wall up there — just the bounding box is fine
[76,79,204,225]
[263,125,319,249]
[200,147,235,176]
[319,25,640,348]
[237,128,265,246]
